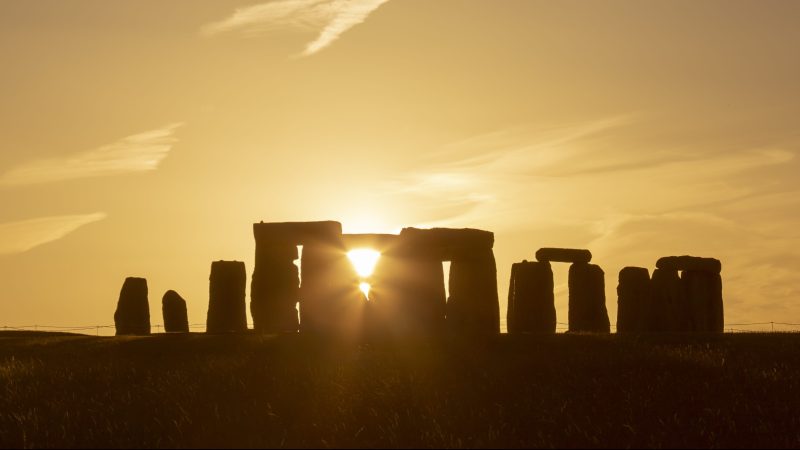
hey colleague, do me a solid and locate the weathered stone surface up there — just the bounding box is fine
[398,227,494,261]
[342,234,399,252]
[507,261,556,333]
[649,268,690,332]
[162,290,189,333]
[251,242,300,333]
[656,256,721,273]
[536,248,592,264]
[682,270,724,332]
[299,242,362,335]
[253,221,342,246]
[616,267,650,333]
[369,253,446,336]
[447,247,500,335]
[567,263,610,333]
[114,277,151,336]
[206,261,248,333]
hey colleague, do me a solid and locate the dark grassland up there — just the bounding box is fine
[0,332,798,448]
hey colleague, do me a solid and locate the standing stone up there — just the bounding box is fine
[507,261,556,333]
[447,247,500,335]
[649,268,690,332]
[616,267,650,333]
[252,221,344,334]
[114,277,151,336]
[370,252,446,336]
[567,263,610,333]
[251,243,299,333]
[207,261,248,333]
[300,241,362,335]
[682,270,724,332]
[535,248,592,264]
[367,252,405,336]
[162,290,189,333]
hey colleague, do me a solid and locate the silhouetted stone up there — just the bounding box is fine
[616,267,650,333]
[369,251,446,336]
[567,263,610,333]
[253,221,342,245]
[656,256,721,273]
[342,233,399,252]
[682,270,724,332]
[300,241,362,335]
[251,242,299,333]
[447,247,500,335]
[114,277,150,336]
[162,290,189,333]
[399,227,494,260]
[252,221,347,334]
[536,248,592,264]
[649,268,690,332]
[507,261,556,333]
[207,261,248,333]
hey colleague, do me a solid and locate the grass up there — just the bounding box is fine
[0,331,798,448]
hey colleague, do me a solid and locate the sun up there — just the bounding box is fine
[347,248,381,277]
[359,282,371,298]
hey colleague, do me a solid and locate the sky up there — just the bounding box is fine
[1,0,799,333]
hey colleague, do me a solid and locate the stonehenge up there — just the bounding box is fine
[114,277,151,336]
[616,267,650,333]
[507,261,556,333]
[162,290,189,333]
[112,218,725,338]
[568,263,611,333]
[207,261,248,333]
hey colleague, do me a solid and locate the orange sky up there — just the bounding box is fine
[1,0,799,333]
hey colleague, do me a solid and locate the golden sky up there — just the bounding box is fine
[1,0,799,332]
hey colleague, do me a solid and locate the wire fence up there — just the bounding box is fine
[2,321,799,336]
[0,323,249,336]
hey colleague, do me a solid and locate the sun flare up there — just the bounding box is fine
[359,282,371,298]
[347,248,381,277]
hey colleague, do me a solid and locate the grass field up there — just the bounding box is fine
[0,331,798,448]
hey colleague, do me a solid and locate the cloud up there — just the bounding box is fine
[379,116,640,228]
[203,0,390,56]
[0,213,107,256]
[380,116,797,230]
[373,116,800,328]
[0,123,183,187]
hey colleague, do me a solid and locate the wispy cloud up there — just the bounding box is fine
[0,123,183,187]
[203,0,390,56]
[375,116,800,327]
[381,116,796,229]
[0,213,106,255]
